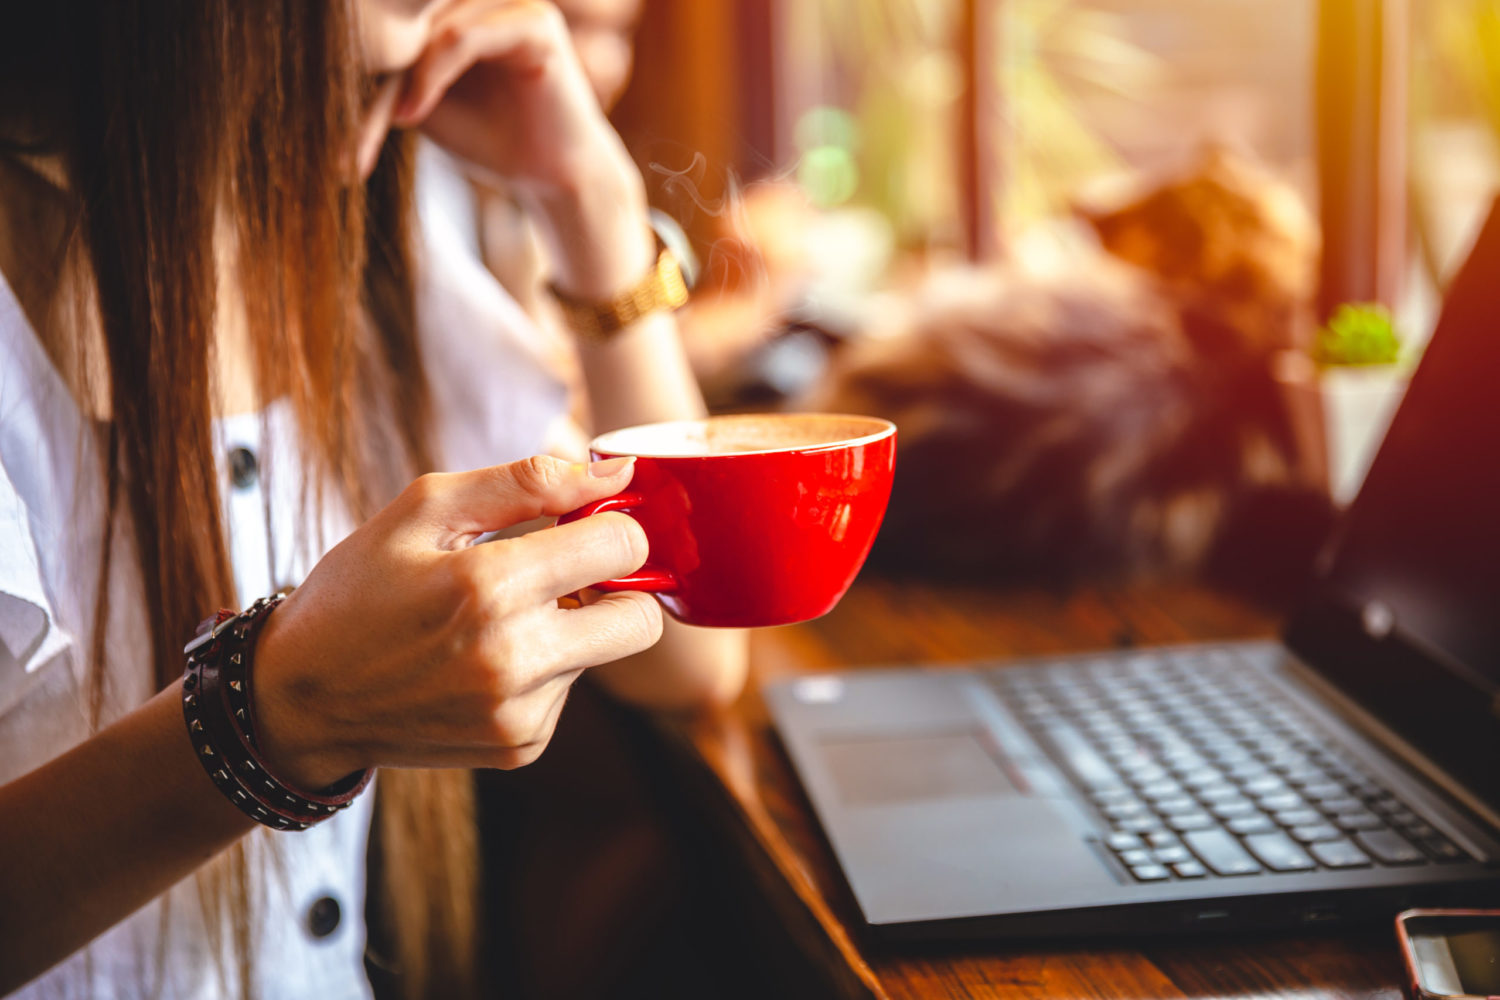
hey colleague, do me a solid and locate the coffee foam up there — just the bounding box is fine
[592,413,892,458]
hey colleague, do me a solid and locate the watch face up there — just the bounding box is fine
[551,247,690,341]
[649,208,699,289]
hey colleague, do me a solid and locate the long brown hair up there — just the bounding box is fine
[1,2,476,996]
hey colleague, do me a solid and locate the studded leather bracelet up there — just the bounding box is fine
[182,595,372,831]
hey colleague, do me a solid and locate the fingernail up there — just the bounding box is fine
[588,456,635,478]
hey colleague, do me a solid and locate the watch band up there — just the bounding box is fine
[550,246,690,342]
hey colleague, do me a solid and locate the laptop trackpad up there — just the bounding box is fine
[820,731,1024,806]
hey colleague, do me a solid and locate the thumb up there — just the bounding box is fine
[403,455,635,541]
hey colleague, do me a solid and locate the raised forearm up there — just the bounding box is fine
[536,175,708,431]
[0,679,253,992]
[573,313,748,712]
[576,311,708,430]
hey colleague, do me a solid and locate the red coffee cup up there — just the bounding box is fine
[558,413,896,627]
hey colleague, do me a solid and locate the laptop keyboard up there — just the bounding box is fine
[990,646,1472,883]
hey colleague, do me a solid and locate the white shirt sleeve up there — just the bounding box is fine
[0,456,71,716]
[0,266,76,719]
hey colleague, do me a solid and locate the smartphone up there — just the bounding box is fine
[1396,909,1500,1000]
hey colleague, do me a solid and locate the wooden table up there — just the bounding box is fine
[658,577,1408,1000]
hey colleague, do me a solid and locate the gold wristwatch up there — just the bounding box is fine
[549,246,690,342]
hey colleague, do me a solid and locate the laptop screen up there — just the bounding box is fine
[1285,197,1500,818]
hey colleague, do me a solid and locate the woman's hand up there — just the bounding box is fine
[249,455,663,788]
[391,0,655,300]
[394,1,615,201]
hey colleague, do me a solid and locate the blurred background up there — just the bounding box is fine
[482,0,1500,593]
[616,0,1496,332]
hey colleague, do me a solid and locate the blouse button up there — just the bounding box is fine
[227,446,259,490]
[306,895,341,939]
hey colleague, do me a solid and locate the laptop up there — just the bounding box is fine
[764,201,1500,941]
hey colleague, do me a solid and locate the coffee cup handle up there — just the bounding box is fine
[557,492,679,594]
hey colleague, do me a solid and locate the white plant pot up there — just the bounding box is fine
[1317,366,1408,505]
[1273,353,1409,506]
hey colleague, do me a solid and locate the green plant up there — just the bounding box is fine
[1314,303,1403,366]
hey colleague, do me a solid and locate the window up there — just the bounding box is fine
[760,0,1497,337]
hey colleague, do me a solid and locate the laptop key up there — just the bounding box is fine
[1181,767,1226,788]
[1121,763,1171,784]
[1042,723,1126,791]
[1168,812,1217,832]
[1159,749,1206,771]
[1290,823,1342,843]
[1229,761,1275,782]
[1117,816,1165,833]
[1130,863,1172,882]
[1267,751,1312,772]
[1146,830,1181,848]
[1196,784,1243,803]
[1120,849,1153,866]
[1154,846,1193,865]
[1334,811,1386,832]
[1103,800,1150,820]
[1317,797,1365,816]
[1227,814,1277,835]
[1309,838,1373,869]
[1140,780,1185,800]
[1155,797,1202,816]
[1258,792,1306,812]
[1183,830,1262,876]
[1210,800,1260,819]
[1209,747,1256,767]
[1243,832,1317,872]
[1301,782,1347,801]
[1282,765,1329,786]
[1273,808,1324,828]
[1248,740,1292,761]
[1354,829,1425,865]
[1242,773,1290,797]
[1105,832,1143,852]
[1173,860,1208,878]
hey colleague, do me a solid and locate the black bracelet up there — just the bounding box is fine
[182,596,372,831]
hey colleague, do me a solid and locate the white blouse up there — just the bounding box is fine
[0,145,569,999]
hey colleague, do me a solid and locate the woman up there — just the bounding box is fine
[0,1,745,997]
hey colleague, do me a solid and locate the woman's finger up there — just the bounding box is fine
[393,0,563,127]
[509,591,664,693]
[472,590,663,701]
[356,73,406,179]
[461,512,652,609]
[499,674,576,766]
[552,588,665,666]
[397,454,634,544]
